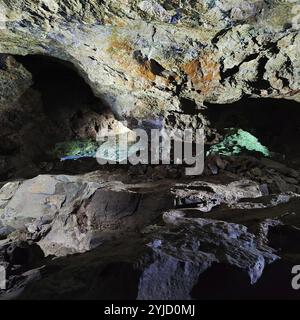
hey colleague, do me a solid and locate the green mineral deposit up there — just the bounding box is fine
[50,136,143,162]
[50,139,99,160]
[208,128,270,157]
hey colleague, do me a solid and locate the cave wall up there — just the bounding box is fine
[0,0,299,122]
[0,54,137,180]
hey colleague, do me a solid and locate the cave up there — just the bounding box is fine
[0,54,116,180]
[2,55,299,182]
[15,54,105,137]
[1,53,300,302]
[1,0,300,304]
[205,98,300,164]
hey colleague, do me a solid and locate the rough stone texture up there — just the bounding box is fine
[0,168,300,299]
[0,55,32,108]
[172,179,264,212]
[0,173,173,256]
[0,1,299,121]
[6,194,300,300]
[1,165,299,257]
[141,209,278,299]
[0,54,137,180]
[0,0,300,301]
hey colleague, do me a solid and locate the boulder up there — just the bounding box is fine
[0,173,173,256]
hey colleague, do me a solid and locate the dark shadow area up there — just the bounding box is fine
[18,236,145,300]
[0,54,112,180]
[14,54,106,140]
[205,98,300,164]
[269,224,300,254]
[86,262,141,300]
[191,263,253,300]
[191,261,300,300]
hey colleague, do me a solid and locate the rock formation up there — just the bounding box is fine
[0,0,300,300]
[0,0,299,120]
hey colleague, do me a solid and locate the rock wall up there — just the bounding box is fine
[0,0,299,121]
[1,1,300,300]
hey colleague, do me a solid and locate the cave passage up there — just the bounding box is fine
[0,54,112,180]
[204,98,300,164]
[14,54,106,139]
[2,54,300,181]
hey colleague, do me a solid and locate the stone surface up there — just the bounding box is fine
[0,168,299,299]
[0,55,32,108]
[0,0,300,301]
[0,1,299,121]
[172,178,264,212]
[0,54,137,180]
[0,172,173,256]
[6,191,300,300]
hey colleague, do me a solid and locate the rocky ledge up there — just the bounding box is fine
[0,159,300,300]
[0,0,299,122]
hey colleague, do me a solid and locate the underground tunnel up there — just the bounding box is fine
[1,53,300,181]
[1,0,300,303]
[204,98,300,165]
[0,54,122,180]
[0,57,300,300]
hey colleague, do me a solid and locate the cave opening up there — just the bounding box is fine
[0,54,115,181]
[204,98,300,166]
[14,54,108,139]
[1,53,300,182]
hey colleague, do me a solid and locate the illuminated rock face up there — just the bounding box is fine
[208,128,270,157]
[0,0,299,121]
[1,1,300,300]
